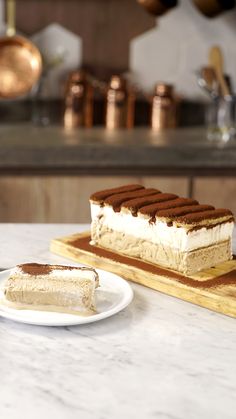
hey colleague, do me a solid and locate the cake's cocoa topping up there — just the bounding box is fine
[91,184,234,224]
[90,184,143,203]
[176,208,234,225]
[20,263,52,275]
[121,192,178,215]
[156,204,214,219]
[19,263,98,278]
[188,219,234,233]
[104,188,159,212]
[139,197,198,218]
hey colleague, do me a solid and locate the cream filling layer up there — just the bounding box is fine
[90,203,234,252]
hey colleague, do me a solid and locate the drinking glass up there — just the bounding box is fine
[206,95,236,143]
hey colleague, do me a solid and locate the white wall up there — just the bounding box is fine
[130,0,236,99]
[0,0,4,31]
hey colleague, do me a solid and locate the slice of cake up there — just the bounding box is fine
[2,263,99,315]
[90,184,234,275]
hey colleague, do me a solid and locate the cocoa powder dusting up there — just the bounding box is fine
[69,236,236,290]
[104,188,159,212]
[20,263,52,275]
[90,184,143,203]
[121,192,162,215]
[138,194,179,217]
[156,204,214,219]
[187,219,234,233]
[19,263,97,276]
[177,208,234,224]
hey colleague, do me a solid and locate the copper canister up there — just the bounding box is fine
[64,70,93,129]
[105,75,135,129]
[151,83,177,131]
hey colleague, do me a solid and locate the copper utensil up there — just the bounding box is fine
[209,46,230,96]
[151,83,177,131]
[0,0,42,99]
[193,0,235,18]
[201,67,217,91]
[64,70,94,129]
[137,0,178,16]
[105,75,135,130]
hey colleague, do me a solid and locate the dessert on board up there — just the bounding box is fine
[90,184,234,275]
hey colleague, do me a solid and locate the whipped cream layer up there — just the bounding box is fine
[91,203,234,252]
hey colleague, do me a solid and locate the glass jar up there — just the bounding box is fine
[206,95,236,143]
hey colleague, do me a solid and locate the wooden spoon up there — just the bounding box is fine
[209,46,230,96]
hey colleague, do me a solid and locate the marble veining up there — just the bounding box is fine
[0,224,236,419]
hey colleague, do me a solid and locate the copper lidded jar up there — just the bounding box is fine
[151,83,177,131]
[105,75,135,129]
[64,70,94,129]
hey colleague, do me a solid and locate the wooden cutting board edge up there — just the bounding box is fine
[50,231,236,319]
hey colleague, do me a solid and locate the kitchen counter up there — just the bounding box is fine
[1,223,236,419]
[0,124,236,175]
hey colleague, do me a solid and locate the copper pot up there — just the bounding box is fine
[0,0,42,99]
[137,0,178,16]
[193,0,235,18]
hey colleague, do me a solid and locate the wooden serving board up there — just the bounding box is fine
[50,232,236,318]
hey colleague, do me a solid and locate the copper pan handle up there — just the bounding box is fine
[6,0,16,37]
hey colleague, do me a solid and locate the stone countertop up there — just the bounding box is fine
[0,124,236,175]
[1,223,236,419]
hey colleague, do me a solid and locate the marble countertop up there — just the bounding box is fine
[0,125,236,175]
[1,223,236,419]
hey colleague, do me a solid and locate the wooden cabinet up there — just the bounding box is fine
[0,175,189,223]
[192,177,236,216]
[0,175,234,222]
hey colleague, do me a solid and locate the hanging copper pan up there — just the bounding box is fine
[0,0,42,99]
[137,0,178,16]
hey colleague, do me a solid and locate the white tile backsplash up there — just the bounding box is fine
[130,0,236,99]
[0,0,3,24]
[32,23,82,98]
[0,0,5,33]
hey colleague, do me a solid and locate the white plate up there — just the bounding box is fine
[0,268,133,326]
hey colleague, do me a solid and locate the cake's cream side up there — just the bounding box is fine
[91,226,231,275]
[90,203,234,252]
[3,267,98,314]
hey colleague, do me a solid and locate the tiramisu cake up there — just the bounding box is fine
[2,263,99,315]
[90,184,234,275]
